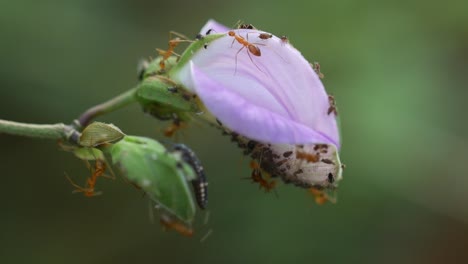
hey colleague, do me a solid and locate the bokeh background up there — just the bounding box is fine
[1,0,467,263]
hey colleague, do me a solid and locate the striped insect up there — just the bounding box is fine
[173,144,208,209]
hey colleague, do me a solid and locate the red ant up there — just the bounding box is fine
[247,160,276,192]
[296,151,320,163]
[66,159,109,197]
[156,31,193,71]
[308,187,336,205]
[160,214,193,237]
[227,30,264,74]
[228,30,262,56]
[163,117,185,137]
[327,95,338,116]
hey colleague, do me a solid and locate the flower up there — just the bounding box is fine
[170,19,340,149]
[169,20,343,189]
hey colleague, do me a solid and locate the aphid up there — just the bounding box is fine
[312,62,325,79]
[296,151,320,163]
[160,214,193,237]
[327,173,335,183]
[238,23,256,29]
[196,29,215,48]
[280,35,289,44]
[174,144,208,209]
[167,86,178,93]
[258,33,273,40]
[157,31,193,71]
[248,160,276,192]
[314,144,328,151]
[321,158,335,165]
[65,159,107,197]
[327,95,338,116]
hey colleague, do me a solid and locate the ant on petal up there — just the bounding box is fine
[227,30,264,74]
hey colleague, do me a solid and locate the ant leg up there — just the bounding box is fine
[65,173,88,194]
[234,45,246,75]
[169,31,192,41]
[230,37,236,48]
[253,41,289,64]
[243,32,266,73]
[246,49,265,74]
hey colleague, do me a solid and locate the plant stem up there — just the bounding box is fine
[0,119,78,142]
[75,87,138,128]
[0,87,138,144]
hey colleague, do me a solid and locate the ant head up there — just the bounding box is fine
[228,31,235,36]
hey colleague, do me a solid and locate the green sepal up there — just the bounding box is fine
[73,147,105,160]
[169,33,225,76]
[141,56,178,79]
[136,76,200,113]
[107,136,196,223]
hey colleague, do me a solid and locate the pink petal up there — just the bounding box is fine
[190,63,337,145]
[177,28,340,148]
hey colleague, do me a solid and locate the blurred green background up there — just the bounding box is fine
[1,0,467,263]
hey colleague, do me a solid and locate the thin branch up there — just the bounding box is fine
[0,119,79,143]
[75,87,138,128]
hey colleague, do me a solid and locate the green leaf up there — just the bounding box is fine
[108,136,196,223]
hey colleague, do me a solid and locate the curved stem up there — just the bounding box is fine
[75,87,138,128]
[0,119,79,143]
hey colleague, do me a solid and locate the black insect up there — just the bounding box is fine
[238,24,255,29]
[327,173,335,183]
[173,144,208,209]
